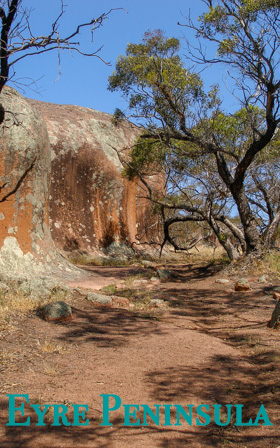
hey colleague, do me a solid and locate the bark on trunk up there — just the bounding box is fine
[264,210,280,249]
[231,186,261,254]
[208,216,240,261]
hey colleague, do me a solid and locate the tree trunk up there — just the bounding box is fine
[264,210,280,249]
[231,185,261,254]
[218,216,247,253]
[208,215,240,261]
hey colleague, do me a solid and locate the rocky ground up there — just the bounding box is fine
[0,259,280,448]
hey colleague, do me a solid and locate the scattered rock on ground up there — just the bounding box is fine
[235,278,250,291]
[215,279,230,284]
[156,268,173,280]
[18,278,72,299]
[149,299,166,308]
[103,242,135,261]
[141,260,154,267]
[268,300,280,329]
[259,275,268,283]
[273,292,280,300]
[42,301,72,322]
[86,292,112,306]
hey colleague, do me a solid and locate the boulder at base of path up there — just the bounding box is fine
[273,291,280,300]
[42,301,72,322]
[19,278,72,299]
[86,292,112,306]
[215,279,230,284]
[268,300,280,329]
[156,268,173,280]
[235,278,250,291]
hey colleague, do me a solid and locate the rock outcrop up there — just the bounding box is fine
[30,100,162,255]
[0,86,162,281]
[0,87,85,279]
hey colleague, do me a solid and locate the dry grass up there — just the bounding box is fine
[0,286,70,333]
[0,348,18,372]
[67,252,139,267]
[43,363,59,376]
[263,250,280,277]
[220,249,280,278]
[101,284,118,295]
[37,339,67,354]
[164,244,228,266]
[187,244,228,261]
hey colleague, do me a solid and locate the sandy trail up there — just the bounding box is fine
[0,263,280,447]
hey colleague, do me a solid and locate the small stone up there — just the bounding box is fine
[156,268,173,280]
[215,279,230,284]
[86,292,112,306]
[150,277,160,282]
[235,278,250,291]
[149,299,166,308]
[0,282,9,295]
[42,301,72,322]
[141,260,153,267]
[258,275,268,283]
[273,292,280,301]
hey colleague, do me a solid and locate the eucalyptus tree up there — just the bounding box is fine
[109,0,280,259]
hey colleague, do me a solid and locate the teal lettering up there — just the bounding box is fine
[123,404,140,426]
[72,404,89,426]
[235,405,254,426]
[253,405,273,427]
[52,404,71,426]
[196,404,211,426]
[100,394,122,426]
[30,404,51,426]
[163,404,172,426]
[6,394,30,426]
[142,404,161,426]
[213,404,232,426]
[174,405,194,426]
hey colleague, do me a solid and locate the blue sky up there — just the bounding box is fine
[9,1,229,114]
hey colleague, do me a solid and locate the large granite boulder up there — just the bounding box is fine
[30,100,162,255]
[0,87,84,279]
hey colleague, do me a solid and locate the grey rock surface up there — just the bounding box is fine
[86,292,112,306]
[42,301,72,321]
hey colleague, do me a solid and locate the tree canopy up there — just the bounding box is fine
[108,1,280,259]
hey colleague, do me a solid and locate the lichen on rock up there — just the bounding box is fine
[0,87,86,281]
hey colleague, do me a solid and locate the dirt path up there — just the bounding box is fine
[1,262,280,447]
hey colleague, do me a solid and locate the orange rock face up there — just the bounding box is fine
[0,88,82,279]
[29,100,162,255]
[0,87,162,279]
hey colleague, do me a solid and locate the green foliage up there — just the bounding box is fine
[112,108,126,126]
[109,29,205,131]
[123,137,167,179]
[108,4,280,257]
[198,0,280,61]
